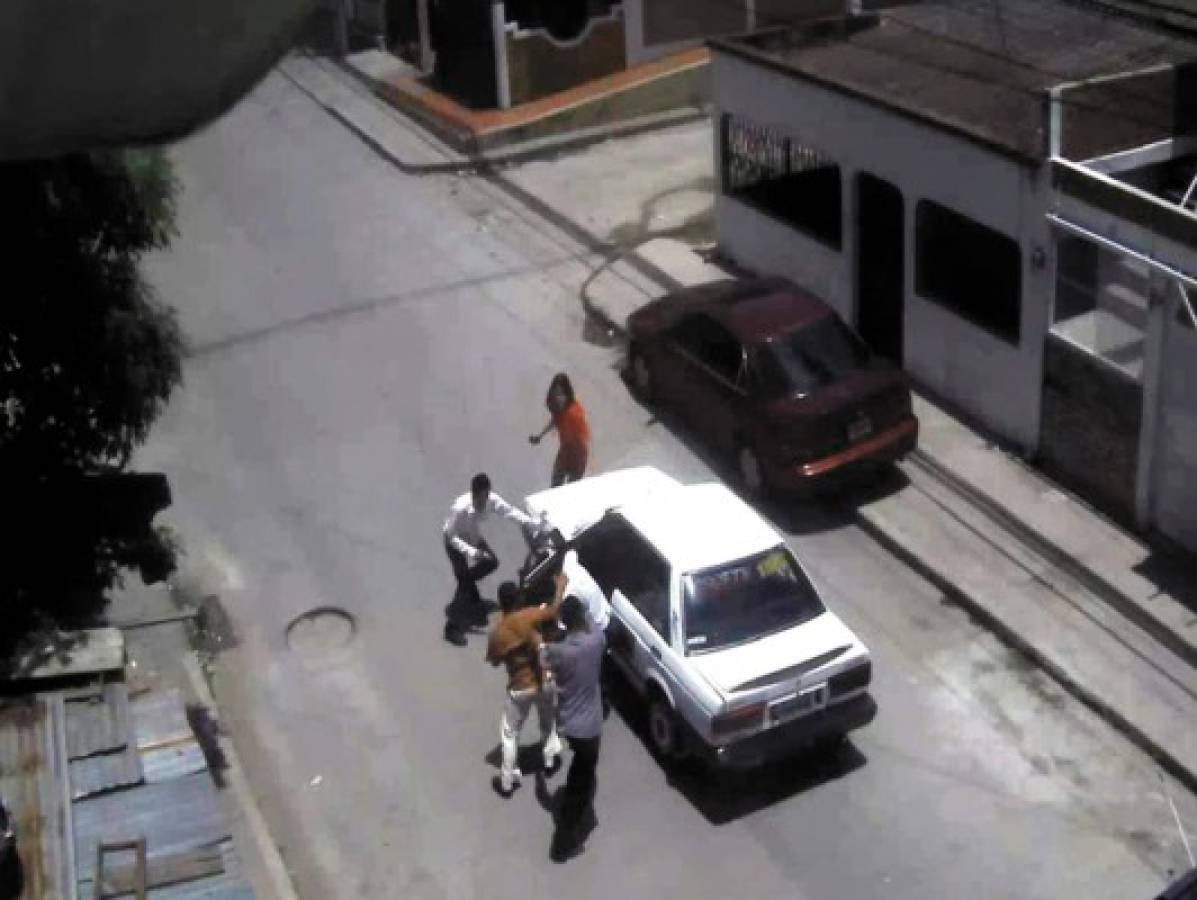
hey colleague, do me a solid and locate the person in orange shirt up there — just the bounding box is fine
[529,373,591,487]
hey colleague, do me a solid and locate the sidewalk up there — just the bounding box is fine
[857,401,1197,793]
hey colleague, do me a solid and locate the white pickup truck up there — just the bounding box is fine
[522,467,875,769]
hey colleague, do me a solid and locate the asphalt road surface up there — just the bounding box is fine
[138,67,1197,899]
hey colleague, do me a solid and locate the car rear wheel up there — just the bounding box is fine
[647,695,688,762]
[629,345,655,402]
[737,443,766,497]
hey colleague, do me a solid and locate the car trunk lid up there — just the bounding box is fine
[688,611,863,697]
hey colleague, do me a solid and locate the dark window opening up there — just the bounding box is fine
[574,514,671,640]
[721,114,842,250]
[672,315,745,385]
[915,201,1022,344]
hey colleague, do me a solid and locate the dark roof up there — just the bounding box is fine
[712,0,1197,161]
[712,280,832,342]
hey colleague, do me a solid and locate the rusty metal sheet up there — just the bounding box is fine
[0,695,75,900]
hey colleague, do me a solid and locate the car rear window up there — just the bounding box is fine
[764,316,877,396]
[682,548,826,654]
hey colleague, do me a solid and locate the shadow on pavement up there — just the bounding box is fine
[443,591,497,640]
[605,667,866,826]
[1133,548,1197,617]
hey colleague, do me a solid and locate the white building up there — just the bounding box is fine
[710,1,1197,551]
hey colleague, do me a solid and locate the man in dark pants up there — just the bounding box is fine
[442,472,537,646]
[542,596,605,863]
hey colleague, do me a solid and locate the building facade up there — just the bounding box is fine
[710,3,1197,550]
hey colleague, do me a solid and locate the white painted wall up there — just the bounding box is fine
[712,50,1055,451]
[1151,318,1197,553]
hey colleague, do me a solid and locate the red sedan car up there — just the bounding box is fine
[626,277,918,495]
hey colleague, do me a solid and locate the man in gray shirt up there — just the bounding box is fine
[542,596,605,862]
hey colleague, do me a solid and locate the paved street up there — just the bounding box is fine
[138,65,1197,899]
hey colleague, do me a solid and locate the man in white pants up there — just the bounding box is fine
[486,579,565,797]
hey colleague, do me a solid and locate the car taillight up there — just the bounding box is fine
[711,702,766,737]
[828,660,872,698]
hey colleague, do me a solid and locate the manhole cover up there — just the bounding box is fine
[286,608,356,656]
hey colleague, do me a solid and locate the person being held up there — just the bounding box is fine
[442,472,537,646]
[529,373,591,488]
[558,549,612,717]
[542,596,606,863]
[486,578,567,798]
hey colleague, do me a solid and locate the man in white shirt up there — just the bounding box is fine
[443,472,537,646]
[560,550,609,632]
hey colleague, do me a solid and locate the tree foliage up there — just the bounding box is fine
[0,149,184,641]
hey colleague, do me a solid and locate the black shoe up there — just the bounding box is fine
[443,623,467,646]
[492,775,519,799]
[550,838,583,864]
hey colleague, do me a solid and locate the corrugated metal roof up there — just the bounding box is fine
[131,688,192,751]
[141,743,207,784]
[65,682,131,759]
[73,772,230,884]
[69,743,143,800]
[75,837,255,899]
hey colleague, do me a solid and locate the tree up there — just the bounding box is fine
[0,148,184,643]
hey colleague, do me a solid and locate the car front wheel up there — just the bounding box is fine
[629,345,655,402]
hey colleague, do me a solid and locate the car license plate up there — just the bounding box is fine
[769,684,827,722]
[847,416,872,442]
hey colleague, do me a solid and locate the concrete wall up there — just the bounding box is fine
[1152,318,1197,552]
[504,12,626,104]
[712,50,1054,450]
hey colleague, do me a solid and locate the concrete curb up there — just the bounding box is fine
[854,507,1197,798]
[181,654,301,900]
[907,450,1197,670]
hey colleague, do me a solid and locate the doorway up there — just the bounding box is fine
[856,172,905,364]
